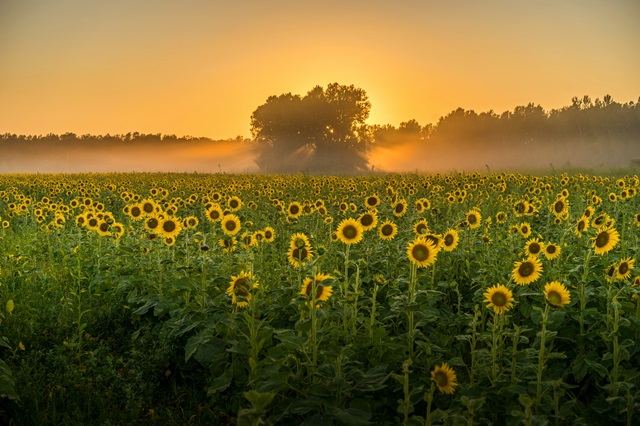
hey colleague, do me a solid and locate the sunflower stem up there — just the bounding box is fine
[536,303,550,406]
[351,263,360,336]
[578,249,591,337]
[430,262,436,290]
[311,274,318,367]
[469,306,480,385]
[424,382,435,426]
[401,359,413,425]
[245,288,261,380]
[369,283,379,339]
[510,323,521,384]
[610,287,620,396]
[342,244,350,335]
[490,312,502,384]
[408,262,417,359]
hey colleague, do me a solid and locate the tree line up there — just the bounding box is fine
[0,132,248,146]
[374,94,640,151]
[2,84,640,173]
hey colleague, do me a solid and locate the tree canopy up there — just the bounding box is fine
[250,83,372,173]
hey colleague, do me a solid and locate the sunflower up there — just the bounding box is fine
[413,218,430,236]
[442,229,460,252]
[336,218,364,245]
[392,199,408,217]
[227,271,258,308]
[524,238,544,257]
[300,273,334,304]
[220,214,241,236]
[483,284,515,315]
[287,244,313,267]
[495,211,507,223]
[227,196,242,211]
[591,213,612,230]
[512,256,543,285]
[574,216,589,236]
[431,363,458,395]
[164,236,176,246]
[140,199,158,217]
[206,204,224,222]
[632,276,640,300]
[86,216,99,230]
[112,222,125,239]
[253,230,265,244]
[615,257,635,280]
[158,217,182,239]
[542,242,561,260]
[183,216,199,229]
[364,194,380,209]
[518,222,532,238]
[551,197,569,218]
[513,200,529,217]
[263,226,275,243]
[358,211,378,231]
[406,237,439,268]
[605,263,617,283]
[544,281,571,307]
[144,216,160,233]
[129,204,144,221]
[97,220,111,237]
[290,232,310,249]
[378,220,398,241]
[240,232,257,247]
[592,226,619,255]
[465,209,482,229]
[583,206,595,219]
[287,201,303,219]
[218,237,238,253]
[424,234,443,251]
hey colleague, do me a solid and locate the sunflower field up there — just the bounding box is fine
[0,172,639,425]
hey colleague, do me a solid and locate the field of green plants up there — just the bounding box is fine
[0,172,638,425]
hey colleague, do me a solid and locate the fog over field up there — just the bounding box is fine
[1,137,639,175]
[0,139,258,174]
[367,137,640,174]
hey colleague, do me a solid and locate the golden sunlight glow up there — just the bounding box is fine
[0,1,638,150]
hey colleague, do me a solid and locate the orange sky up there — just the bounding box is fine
[1,0,639,139]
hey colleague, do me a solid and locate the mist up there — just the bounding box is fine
[367,137,640,174]
[0,138,257,174]
[2,136,640,175]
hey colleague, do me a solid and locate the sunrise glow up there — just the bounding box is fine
[1,0,639,143]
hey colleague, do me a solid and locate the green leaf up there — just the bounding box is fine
[243,389,275,411]
[325,406,372,426]
[185,334,210,362]
[584,359,609,377]
[207,368,233,395]
[0,358,18,400]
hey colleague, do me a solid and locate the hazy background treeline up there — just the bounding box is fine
[370,94,640,172]
[0,133,253,173]
[1,94,639,173]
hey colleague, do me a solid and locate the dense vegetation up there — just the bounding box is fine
[0,171,639,424]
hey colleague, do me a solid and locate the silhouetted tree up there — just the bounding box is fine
[250,83,372,173]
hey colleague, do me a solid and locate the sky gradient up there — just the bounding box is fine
[1,0,639,139]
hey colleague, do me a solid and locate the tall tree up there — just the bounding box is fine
[250,83,372,173]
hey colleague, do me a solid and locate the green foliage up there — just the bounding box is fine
[0,171,639,424]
